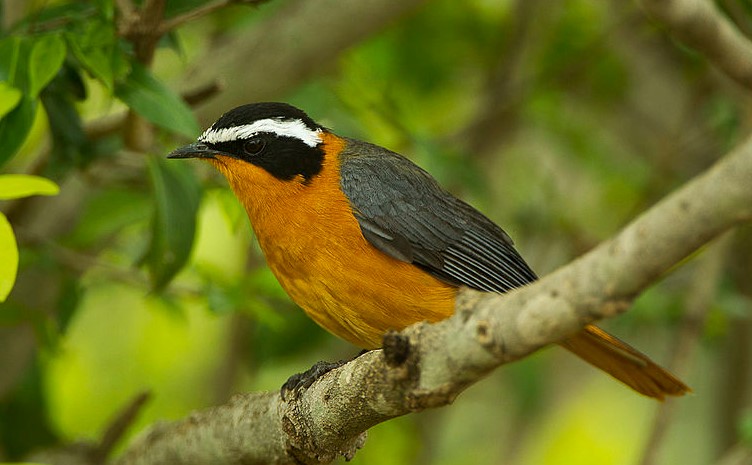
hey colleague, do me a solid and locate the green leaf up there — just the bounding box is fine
[66,20,117,90]
[0,36,34,96]
[0,37,22,85]
[0,82,22,118]
[94,0,115,20]
[28,34,66,98]
[69,187,150,247]
[0,212,19,302]
[0,174,60,200]
[145,156,202,289]
[41,85,90,173]
[115,63,200,138]
[0,97,37,167]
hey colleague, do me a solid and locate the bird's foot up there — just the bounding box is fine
[280,359,347,401]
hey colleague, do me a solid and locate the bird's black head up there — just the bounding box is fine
[168,102,326,182]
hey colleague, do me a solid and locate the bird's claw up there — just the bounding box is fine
[280,359,346,401]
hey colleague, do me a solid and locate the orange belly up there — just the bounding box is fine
[211,134,457,348]
[258,217,457,348]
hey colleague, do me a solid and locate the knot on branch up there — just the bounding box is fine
[281,397,367,464]
[382,330,411,367]
[406,384,460,411]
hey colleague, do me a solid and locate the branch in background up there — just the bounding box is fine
[2,0,28,29]
[714,443,752,465]
[638,232,733,465]
[158,0,271,35]
[189,0,432,125]
[454,0,542,158]
[639,0,752,91]
[717,227,752,454]
[115,0,165,152]
[115,0,163,63]
[212,313,254,404]
[113,133,752,465]
[115,0,135,17]
[29,392,151,465]
[718,309,752,453]
[96,392,152,462]
[182,80,224,107]
[720,0,752,39]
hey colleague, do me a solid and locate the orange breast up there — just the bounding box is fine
[210,133,457,348]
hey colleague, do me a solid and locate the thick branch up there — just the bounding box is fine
[639,0,752,91]
[114,133,752,465]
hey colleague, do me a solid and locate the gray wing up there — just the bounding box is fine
[338,138,537,293]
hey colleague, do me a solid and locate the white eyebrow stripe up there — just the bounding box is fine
[198,118,323,147]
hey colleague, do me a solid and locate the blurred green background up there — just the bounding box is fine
[1,0,751,464]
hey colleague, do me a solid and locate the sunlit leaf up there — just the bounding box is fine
[115,63,200,138]
[145,157,201,289]
[0,82,22,118]
[0,212,18,302]
[28,34,66,98]
[0,174,59,200]
[0,98,37,167]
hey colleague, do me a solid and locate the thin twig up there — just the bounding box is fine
[183,80,224,107]
[96,391,152,461]
[26,392,152,465]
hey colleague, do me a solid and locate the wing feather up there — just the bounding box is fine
[339,138,537,293]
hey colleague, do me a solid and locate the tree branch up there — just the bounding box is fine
[189,0,432,125]
[639,0,752,91]
[115,0,135,17]
[157,0,271,36]
[113,132,752,465]
[715,443,752,465]
[29,392,151,465]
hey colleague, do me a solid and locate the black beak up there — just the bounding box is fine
[167,142,216,159]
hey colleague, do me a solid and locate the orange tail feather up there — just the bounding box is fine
[559,325,690,400]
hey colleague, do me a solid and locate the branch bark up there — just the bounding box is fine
[113,133,752,465]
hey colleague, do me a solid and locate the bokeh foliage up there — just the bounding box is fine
[1,0,751,464]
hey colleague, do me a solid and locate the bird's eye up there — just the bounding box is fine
[243,139,265,156]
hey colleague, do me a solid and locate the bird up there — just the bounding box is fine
[168,102,689,400]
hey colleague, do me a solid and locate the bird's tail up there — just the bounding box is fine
[559,325,690,400]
